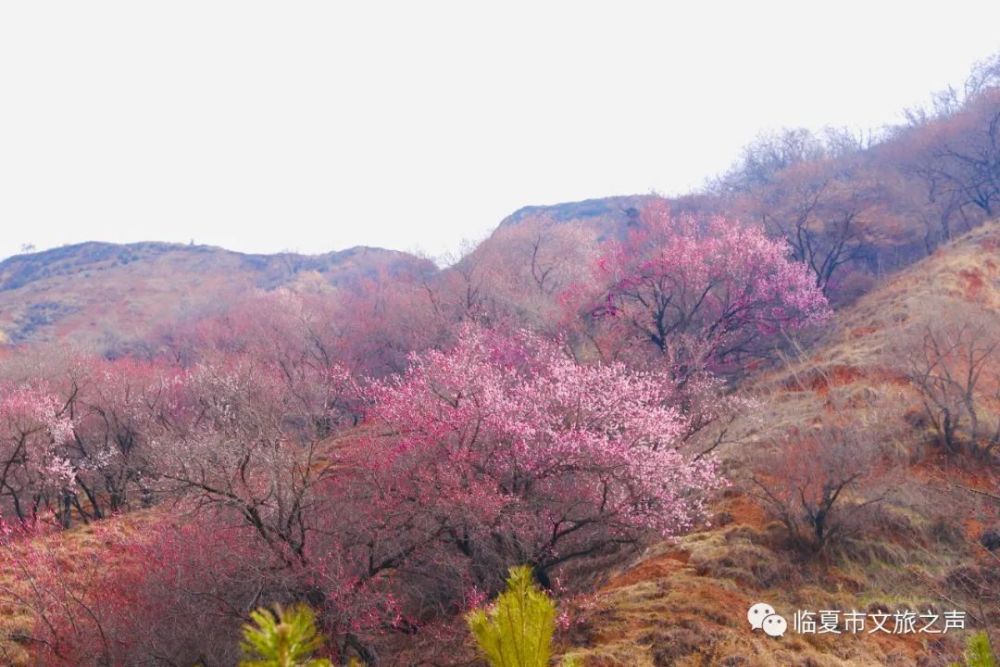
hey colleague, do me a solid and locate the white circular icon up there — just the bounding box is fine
[762,613,787,637]
[747,602,775,630]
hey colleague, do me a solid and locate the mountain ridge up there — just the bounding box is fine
[0,238,436,348]
[0,195,660,349]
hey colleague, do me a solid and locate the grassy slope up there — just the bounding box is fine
[559,223,1000,666]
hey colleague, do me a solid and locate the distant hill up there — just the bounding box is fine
[498,194,659,239]
[0,241,435,349]
[0,196,659,351]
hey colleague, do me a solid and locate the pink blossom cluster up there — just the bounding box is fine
[586,201,830,373]
[0,385,75,521]
[362,325,725,581]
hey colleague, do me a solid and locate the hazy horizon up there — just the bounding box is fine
[2,1,1000,263]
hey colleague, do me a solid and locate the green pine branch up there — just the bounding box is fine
[467,565,581,667]
[239,604,333,667]
[950,632,997,667]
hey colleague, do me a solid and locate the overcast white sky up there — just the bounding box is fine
[1,2,998,262]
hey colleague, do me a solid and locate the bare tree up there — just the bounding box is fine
[900,318,1000,459]
[713,128,827,195]
[916,91,1000,220]
[751,410,891,554]
[737,158,886,293]
[964,51,1000,101]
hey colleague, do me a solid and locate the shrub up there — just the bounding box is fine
[240,604,332,667]
[466,565,581,667]
[751,419,889,555]
[950,631,997,667]
[16,515,277,667]
[899,318,1000,458]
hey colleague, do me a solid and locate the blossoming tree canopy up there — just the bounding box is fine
[586,201,830,374]
[0,385,74,521]
[361,326,725,585]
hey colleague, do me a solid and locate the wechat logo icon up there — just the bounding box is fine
[747,602,787,637]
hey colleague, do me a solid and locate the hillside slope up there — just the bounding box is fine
[556,222,1000,666]
[0,242,435,349]
[1,225,997,666]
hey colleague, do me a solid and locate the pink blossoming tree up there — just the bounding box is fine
[580,200,830,377]
[356,325,724,594]
[0,385,74,524]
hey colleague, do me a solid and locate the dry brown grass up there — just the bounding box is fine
[556,223,1000,666]
[558,491,976,666]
